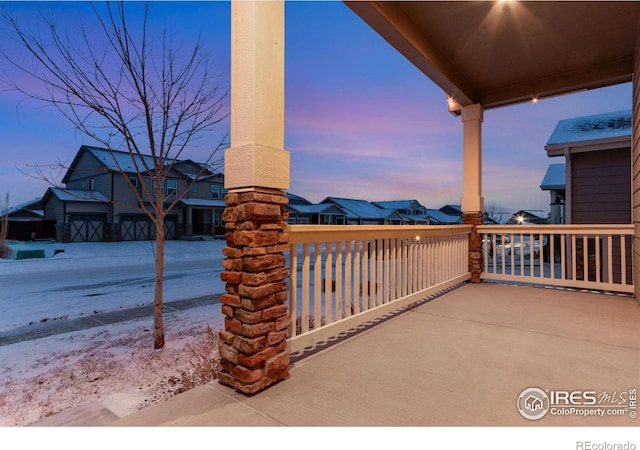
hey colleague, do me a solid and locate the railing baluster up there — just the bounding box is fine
[301,243,310,334]
[289,243,298,337]
[325,242,333,324]
[345,240,352,318]
[377,238,384,306]
[335,241,343,321]
[353,240,361,315]
[621,235,627,285]
[595,235,601,284]
[314,243,322,329]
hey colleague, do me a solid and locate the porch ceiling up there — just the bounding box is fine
[345,1,640,109]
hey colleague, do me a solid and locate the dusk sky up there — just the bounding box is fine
[0,1,633,216]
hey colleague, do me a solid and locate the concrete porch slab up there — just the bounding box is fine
[113,283,640,427]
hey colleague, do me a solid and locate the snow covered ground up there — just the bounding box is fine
[0,239,227,427]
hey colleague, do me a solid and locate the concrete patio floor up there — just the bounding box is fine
[105,282,640,427]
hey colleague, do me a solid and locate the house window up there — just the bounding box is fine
[211,184,221,199]
[190,184,198,193]
[152,181,164,195]
[166,180,178,196]
[89,178,95,190]
[129,176,138,188]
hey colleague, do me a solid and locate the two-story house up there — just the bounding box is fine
[42,145,226,242]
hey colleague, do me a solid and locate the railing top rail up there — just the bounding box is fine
[478,224,633,234]
[287,224,473,244]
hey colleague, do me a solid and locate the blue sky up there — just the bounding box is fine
[0,1,633,216]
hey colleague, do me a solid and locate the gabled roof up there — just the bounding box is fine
[425,209,462,224]
[321,197,400,221]
[540,164,566,191]
[373,199,424,210]
[44,187,109,203]
[7,197,44,216]
[546,110,632,147]
[62,145,181,183]
[287,203,344,215]
[179,198,226,208]
[439,205,462,216]
[286,192,312,206]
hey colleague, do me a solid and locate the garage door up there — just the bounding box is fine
[120,215,177,241]
[69,214,106,242]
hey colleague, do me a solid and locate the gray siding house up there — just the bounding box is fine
[43,145,226,242]
[545,110,631,225]
[544,109,632,283]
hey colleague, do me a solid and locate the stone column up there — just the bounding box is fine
[460,104,485,283]
[463,212,484,283]
[218,0,291,394]
[218,191,290,394]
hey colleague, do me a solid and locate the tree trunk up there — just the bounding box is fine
[153,215,166,349]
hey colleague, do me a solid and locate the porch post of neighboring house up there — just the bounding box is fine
[186,206,193,237]
[460,103,484,283]
[218,0,291,394]
[632,31,640,302]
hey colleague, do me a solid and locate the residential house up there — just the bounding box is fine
[3,198,54,241]
[544,109,633,282]
[540,163,566,224]
[285,193,346,225]
[321,197,404,225]
[544,110,631,225]
[439,204,462,219]
[42,145,226,242]
[507,210,548,225]
[372,200,461,224]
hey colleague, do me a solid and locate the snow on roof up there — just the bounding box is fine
[540,164,565,190]
[322,197,395,220]
[425,209,461,224]
[48,188,109,203]
[7,197,43,215]
[288,203,342,214]
[546,109,632,146]
[85,146,174,173]
[179,198,226,208]
[286,193,312,205]
[373,200,421,210]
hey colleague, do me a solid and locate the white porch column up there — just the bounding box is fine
[460,103,484,283]
[219,1,291,394]
[225,0,289,191]
[460,103,484,214]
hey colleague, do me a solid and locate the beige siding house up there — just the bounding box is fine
[42,145,226,242]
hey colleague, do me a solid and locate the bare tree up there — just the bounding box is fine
[1,2,229,348]
[0,192,9,258]
[484,200,510,224]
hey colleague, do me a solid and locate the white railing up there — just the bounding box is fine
[287,225,472,353]
[478,224,633,293]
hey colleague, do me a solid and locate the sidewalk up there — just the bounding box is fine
[33,283,640,427]
[0,295,220,346]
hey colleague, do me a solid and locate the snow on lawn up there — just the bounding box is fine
[0,239,227,426]
[0,239,226,331]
